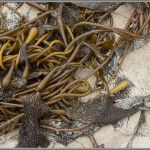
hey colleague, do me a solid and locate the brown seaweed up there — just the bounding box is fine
[0,2,149,148]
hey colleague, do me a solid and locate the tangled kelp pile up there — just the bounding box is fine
[0,2,150,148]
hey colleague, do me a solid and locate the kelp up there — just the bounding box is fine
[0,2,150,148]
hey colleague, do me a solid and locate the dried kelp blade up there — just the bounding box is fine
[17,92,50,148]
